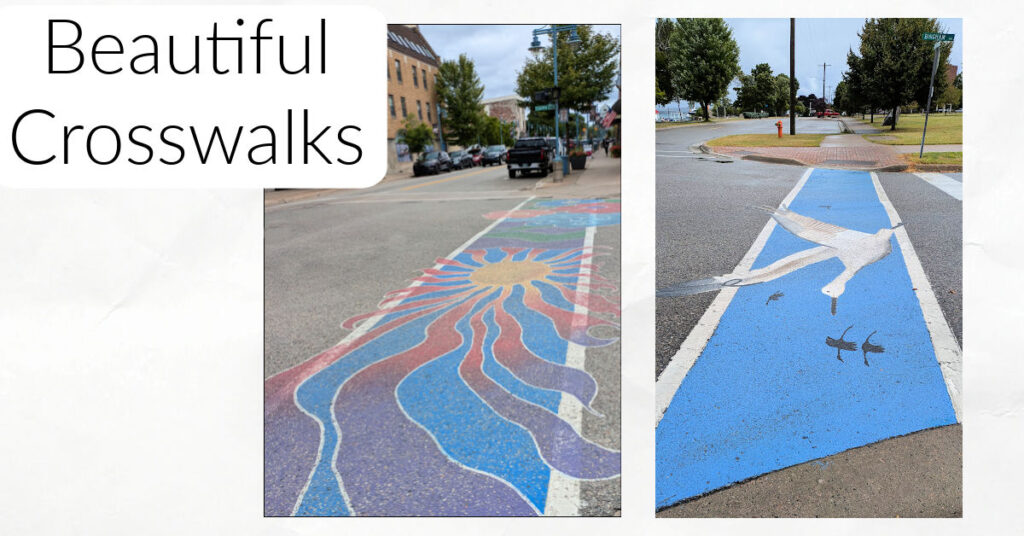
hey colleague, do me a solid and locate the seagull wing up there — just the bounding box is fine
[771,205,870,247]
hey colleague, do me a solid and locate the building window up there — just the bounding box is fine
[422,69,427,91]
[400,96,407,118]
[412,68,418,88]
[426,102,432,122]
[394,59,402,83]
[387,61,390,80]
[417,100,423,120]
[388,95,396,117]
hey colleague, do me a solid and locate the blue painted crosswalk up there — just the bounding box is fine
[656,169,958,509]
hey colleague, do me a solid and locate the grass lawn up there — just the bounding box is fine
[706,134,826,147]
[864,113,962,145]
[901,151,962,166]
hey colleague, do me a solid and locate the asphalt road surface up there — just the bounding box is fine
[655,120,962,517]
[265,160,621,516]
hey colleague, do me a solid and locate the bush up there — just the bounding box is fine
[610,145,621,158]
[569,149,586,157]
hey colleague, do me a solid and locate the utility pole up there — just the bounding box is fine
[821,63,831,108]
[790,18,796,135]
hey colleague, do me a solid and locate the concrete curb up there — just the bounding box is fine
[910,164,963,173]
[696,144,736,161]
[704,143,911,173]
[742,154,807,167]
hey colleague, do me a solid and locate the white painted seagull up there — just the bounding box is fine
[658,205,902,315]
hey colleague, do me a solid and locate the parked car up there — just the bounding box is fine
[506,137,555,178]
[482,145,506,166]
[817,108,839,118]
[412,151,452,176]
[467,146,483,166]
[449,150,473,170]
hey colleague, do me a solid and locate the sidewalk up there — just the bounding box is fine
[533,151,621,198]
[709,134,908,171]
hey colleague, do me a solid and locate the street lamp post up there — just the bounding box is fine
[436,103,447,152]
[530,24,580,178]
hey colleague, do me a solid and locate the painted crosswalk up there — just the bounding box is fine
[655,168,960,509]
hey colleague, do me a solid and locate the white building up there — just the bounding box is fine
[482,95,527,137]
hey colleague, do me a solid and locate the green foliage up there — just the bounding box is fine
[435,54,485,146]
[666,18,741,121]
[524,111,589,138]
[849,18,953,129]
[516,25,620,122]
[398,115,434,156]
[772,73,798,116]
[478,114,517,146]
[736,63,776,114]
[937,83,961,109]
[833,80,854,114]
[655,19,676,105]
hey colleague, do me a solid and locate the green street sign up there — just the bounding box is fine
[922,33,954,41]
[535,104,556,111]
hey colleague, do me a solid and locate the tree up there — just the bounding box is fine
[666,18,741,121]
[435,54,485,146]
[841,49,874,120]
[655,19,676,106]
[832,80,853,115]
[851,18,953,129]
[772,73,798,116]
[478,114,517,146]
[397,115,434,157]
[736,63,776,114]
[517,26,619,114]
[516,25,619,145]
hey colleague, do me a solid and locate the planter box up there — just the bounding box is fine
[569,155,587,170]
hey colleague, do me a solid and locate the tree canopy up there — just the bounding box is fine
[655,19,676,106]
[435,54,485,146]
[736,63,777,114]
[846,18,953,129]
[516,25,620,120]
[666,18,741,121]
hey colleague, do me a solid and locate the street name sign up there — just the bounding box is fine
[922,33,954,41]
[534,104,556,112]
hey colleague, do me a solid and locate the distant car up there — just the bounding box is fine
[413,151,452,176]
[817,108,839,118]
[482,145,506,166]
[449,150,473,170]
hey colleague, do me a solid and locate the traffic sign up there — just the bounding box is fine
[534,103,555,111]
[922,33,954,41]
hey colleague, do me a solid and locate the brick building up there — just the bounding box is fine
[387,25,440,173]
[482,95,527,138]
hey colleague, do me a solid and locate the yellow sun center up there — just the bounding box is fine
[469,260,553,287]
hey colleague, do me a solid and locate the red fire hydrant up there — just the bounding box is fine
[776,120,783,138]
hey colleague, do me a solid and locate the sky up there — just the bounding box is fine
[657,18,963,113]
[418,24,621,111]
